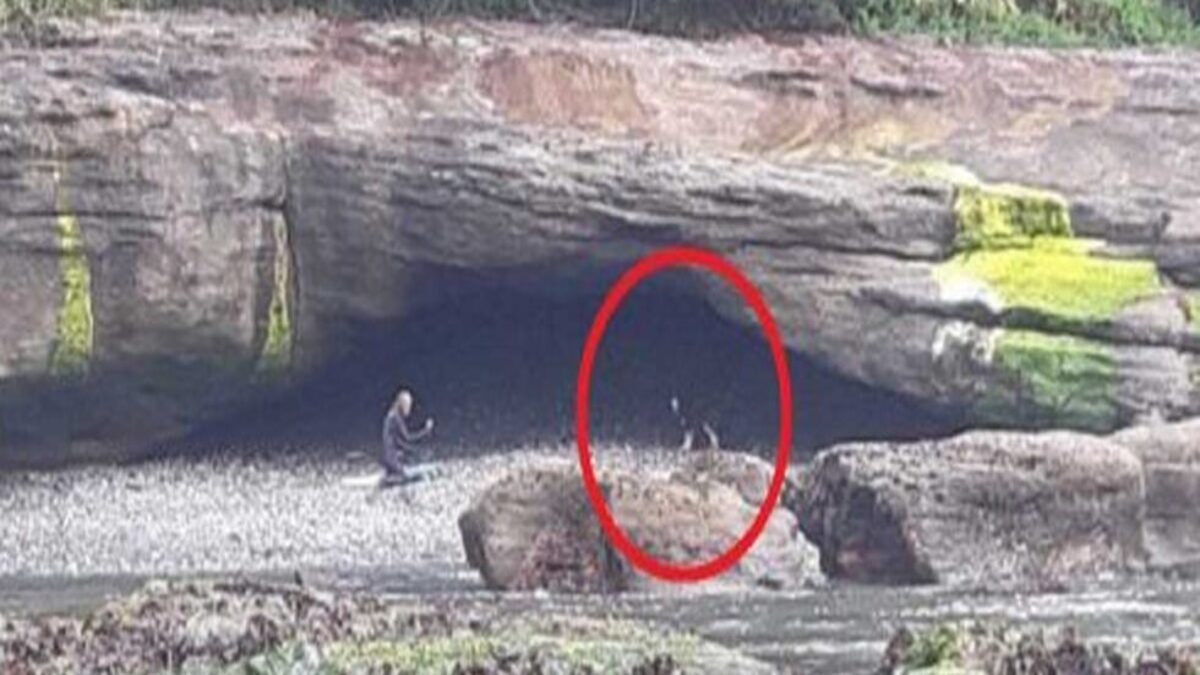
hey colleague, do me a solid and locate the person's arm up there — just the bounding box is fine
[399,416,434,442]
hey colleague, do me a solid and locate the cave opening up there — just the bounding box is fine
[187,261,964,460]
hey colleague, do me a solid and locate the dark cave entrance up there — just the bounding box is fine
[190,261,964,460]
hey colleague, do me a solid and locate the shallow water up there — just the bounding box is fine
[2,447,1198,672]
[4,566,1199,673]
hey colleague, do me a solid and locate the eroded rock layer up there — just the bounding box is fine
[2,14,1199,460]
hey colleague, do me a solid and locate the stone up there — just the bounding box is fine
[1112,418,1200,572]
[794,430,1146,586]
[458,453,819,592]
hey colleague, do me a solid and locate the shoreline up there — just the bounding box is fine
[0,443,701,579]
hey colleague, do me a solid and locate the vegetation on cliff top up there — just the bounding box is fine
[2,0,1198,46]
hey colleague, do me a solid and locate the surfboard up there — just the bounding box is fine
[340,471,385,488]
[339,463,443,489]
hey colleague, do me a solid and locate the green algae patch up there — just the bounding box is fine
[953,183,1072,252]
[48,168,94,379]
[1189,294,1200,333]
[912,161,1161,323]
[979,329,1117,430]
[255,217,293,378]
[935,239,1161,322]
[894,160,1071,251]
[915,163,1155,430]
[904,624,963,671]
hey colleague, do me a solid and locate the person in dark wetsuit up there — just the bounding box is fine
[670,395,719,451]
[380,388,434,487]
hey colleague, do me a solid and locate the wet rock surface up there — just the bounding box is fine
[794,430,1147,587]
[0,578,775,674]
[459,451,820,592]
[877,622,1199,675]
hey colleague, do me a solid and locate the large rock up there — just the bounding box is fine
[458,452,819,592]
[794,430,1146,586]
[1112,418,1200,572]
[2,14,1200,461]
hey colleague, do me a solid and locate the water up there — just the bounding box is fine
[4,566,1199,673]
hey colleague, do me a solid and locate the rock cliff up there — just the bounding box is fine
[2,13,1199,461]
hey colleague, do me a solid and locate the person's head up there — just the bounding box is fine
[392,389,414,417]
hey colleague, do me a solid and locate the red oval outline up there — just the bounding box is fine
[575,246,794,583]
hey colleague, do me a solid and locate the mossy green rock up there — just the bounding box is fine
[47,169,93,379]
[953,184,1073,253]
[936,239,1160,322]
[921,162,1192,429]
[978,330,1117,430]
[255,216,293,379]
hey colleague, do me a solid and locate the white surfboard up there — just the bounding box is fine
[340,471,385,488]
[339,463,442,489]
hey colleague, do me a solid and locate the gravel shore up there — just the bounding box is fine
[0,444,687,579]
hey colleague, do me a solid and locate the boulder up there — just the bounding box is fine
[2,14,1200,462]
[458,452,819,592]
[1112,418,1200,572]
[794,431,1146,586]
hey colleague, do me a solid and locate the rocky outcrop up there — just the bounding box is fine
[794,430,1146,586]
[1112,418,1200,572]
[458,452,819,592]
[877,622,1199,675]
[0,578,776,674]
[2,14,1200,461]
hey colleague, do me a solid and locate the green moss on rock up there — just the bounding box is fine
[979,329,1117,430]
[895,160,1071,252]
[255,217,293,378]
[48,170,93,379]
[1189,294,1200,333]
[904,624,963,671]
[936,239,1160,322]
[919,163,1162,431]
[953,183,1073,252]
[922,161,1161,321]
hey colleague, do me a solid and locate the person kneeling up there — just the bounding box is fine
[380,388,434,488]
